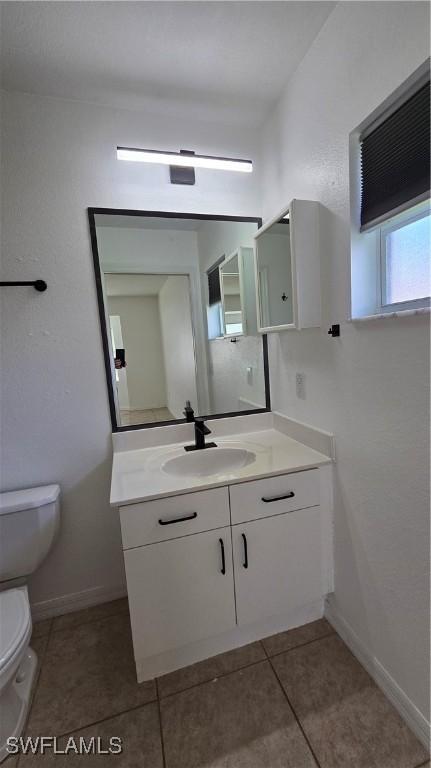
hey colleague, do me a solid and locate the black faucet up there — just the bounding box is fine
[183,400,195,422]
[184,417,217,452]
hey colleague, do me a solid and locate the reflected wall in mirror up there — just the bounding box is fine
[255,214,293,330]
[106,273,196,427]
[89,210,270,430]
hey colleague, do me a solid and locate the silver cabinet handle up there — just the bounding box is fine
[158,511,197,526]
[261,491,295,503]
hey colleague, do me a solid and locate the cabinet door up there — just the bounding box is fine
[254,199,321,333]
[124,527,236,660]
[233,507,323,627]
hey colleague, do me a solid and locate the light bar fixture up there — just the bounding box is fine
[116,146,253,174]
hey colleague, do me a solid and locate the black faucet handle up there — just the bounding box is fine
[195,417,211,435]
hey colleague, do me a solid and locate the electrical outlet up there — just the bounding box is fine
[296,372,306,399]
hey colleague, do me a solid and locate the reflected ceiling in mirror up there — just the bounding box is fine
[89,210,270,431]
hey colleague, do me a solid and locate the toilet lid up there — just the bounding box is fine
[0,589,31,669]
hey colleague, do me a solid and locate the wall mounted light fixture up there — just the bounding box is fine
[117,147,253,176]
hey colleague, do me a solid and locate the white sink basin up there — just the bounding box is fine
[162,447,256,478]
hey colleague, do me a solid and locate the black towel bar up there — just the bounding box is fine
[0,280,47,292]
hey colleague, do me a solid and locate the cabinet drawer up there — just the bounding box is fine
[230,469,319,524]
[120,487,229,549]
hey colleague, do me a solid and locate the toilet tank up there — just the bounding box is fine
[0,485,60,582]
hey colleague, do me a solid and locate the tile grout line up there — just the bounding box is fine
[21,654,268,745]
[262,643,323,768]
[25,700,159,742]
[48,606,129,635]
[157,631,335,703]
[268,658,323,768]
[27,608,156,745]
[21,617,333,764]
[155,678,168,768]
[158,655,268,701]
[265,630,336,660]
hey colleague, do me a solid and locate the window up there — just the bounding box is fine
[360,81,430,230]
[351,66,430,319]
[208,261,222,305]
[380,202,430,309]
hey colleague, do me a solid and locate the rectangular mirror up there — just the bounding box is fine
[89,209,270,431]
[254,210,294,331]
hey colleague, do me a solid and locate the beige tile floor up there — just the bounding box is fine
[6,600,429,767]
[120,408,174,427]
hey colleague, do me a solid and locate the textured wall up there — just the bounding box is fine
[208,335,266,413]
[0,91,261,611]
[261,1,430,719]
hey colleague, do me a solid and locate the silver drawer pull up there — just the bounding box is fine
[261,491,295,503]
[158,511,197,526]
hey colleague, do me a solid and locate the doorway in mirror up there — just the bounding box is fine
[105,273,195,428]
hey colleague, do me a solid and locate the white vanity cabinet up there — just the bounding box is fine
[119,467,330,682]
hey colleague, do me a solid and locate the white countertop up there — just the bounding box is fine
[110,427,332,507]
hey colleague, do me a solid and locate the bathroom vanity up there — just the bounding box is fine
[97,204,333,683]
[111,414,334,682]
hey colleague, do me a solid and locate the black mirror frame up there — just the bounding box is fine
[88,207,271,433]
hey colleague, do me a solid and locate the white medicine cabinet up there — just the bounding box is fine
[254,199,322,332]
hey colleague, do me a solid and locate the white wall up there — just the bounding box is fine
[197,219,257,274]
[0,90,261,612]
[261,1,430,720]
[159,276,198,418]
[107,295,167,410]
[208,335,266,413]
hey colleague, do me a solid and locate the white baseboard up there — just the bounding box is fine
[325,594,430,751]
[30,584,128,621]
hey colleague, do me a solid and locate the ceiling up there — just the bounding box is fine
[105,273,169,297]
[0,1,335,124]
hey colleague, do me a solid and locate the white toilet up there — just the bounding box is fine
[0,484,60,763]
